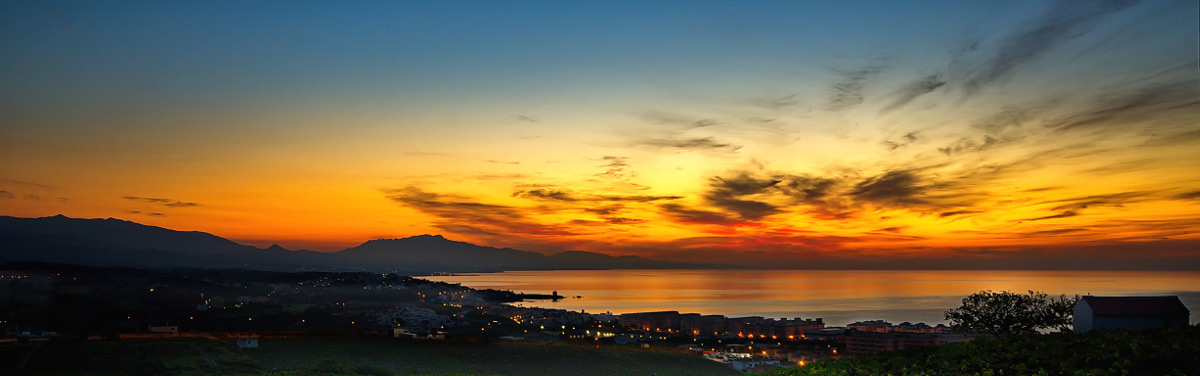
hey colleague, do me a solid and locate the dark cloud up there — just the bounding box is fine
[827,59,887,111]
[640,111,720,130]
[486,160,520,165]
[704,174,782,220]
[24,194,41,201]
[1042,191,1153,212]
[1044,81,1198,133]
[659,203,742,225]
[938,135,1013,155]
[1021,228,1089,238]
[884,132,921,151]
[939,210,983,218]
[693,168,982,221]
[384,186,581,239]
[595,156,630,180]
[122,196,201,207]
[1174,190,1200,201]
[0,191,12,199]
[881,74,946,112]
[514,189,577,202]
[850,170,925,207]
[631,137,740,152]
[583,204,625,216]
[1,178,53,190]
[147,212,165,217]
[1024,186,1062,193]
[848,169,985,214]
[963,0,1139,95]
[514,115,538,123]
[513,188,682,203]
[603,217,646,225]
[57,197,69,202]
[775,175,838,203]
[125,210,141,214]
[1025,210,1079,221]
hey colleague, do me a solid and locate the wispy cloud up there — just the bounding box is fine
[1024,210,1079,222]
[512,188,681,203]
[659,203,743,225]
[631,137,739,152]
[704,174,782,220]
[384,186,583,241]
[1,178,54,190]
[962,0,1140,96]
[640,110,721,130]
[826,58,887,111]
[1044,81,1198,133]
[881,74,946,112]
[121,196,201,207]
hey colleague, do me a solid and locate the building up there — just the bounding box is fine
[1074,296,1190,333]
[680,314,728,336]
[235,337,259,349]
[147,322,178,333]
[803,327,848,341]
[619,310,823,339]
[618,311,681,332]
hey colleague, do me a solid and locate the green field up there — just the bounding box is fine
[2,337,737,376]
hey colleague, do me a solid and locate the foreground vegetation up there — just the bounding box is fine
[761,326,1200,376]
[2,337,736,376]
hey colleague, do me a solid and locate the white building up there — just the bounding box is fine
[236,337,259,349]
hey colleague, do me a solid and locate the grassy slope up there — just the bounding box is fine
[2,337,737,376]
[759,326,1200,376]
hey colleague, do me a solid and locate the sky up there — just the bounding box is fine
[2,1,1198,268]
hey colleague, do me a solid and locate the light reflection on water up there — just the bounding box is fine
[423,269,1200,326]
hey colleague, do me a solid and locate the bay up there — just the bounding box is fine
[423,269,1200,326]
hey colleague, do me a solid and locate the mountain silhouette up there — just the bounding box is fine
[0,215,705,272]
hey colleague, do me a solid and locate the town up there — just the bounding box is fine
[1,261,972,373]
[1,262,1192,374]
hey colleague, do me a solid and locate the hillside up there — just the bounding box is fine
[0,215,703,272]
[760,326,1200,376]
[2,337,736,376]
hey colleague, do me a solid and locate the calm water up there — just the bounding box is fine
[423,269,1200,326]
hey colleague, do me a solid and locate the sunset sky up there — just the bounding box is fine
[2,1,1198,268]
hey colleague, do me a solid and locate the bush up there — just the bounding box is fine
[758,326,1200,376]
[352,363,393,376]
[310,358,347,374]
[944,290,1078,336]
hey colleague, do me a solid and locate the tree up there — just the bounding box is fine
[944,290,1079,336]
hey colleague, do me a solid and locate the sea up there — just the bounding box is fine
[422,269,1200,327]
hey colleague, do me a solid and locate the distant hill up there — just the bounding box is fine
[0,215,704,272]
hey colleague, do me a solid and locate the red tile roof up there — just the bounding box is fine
[1081,296,1190,316]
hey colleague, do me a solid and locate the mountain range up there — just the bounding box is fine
[0,215,705,273]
